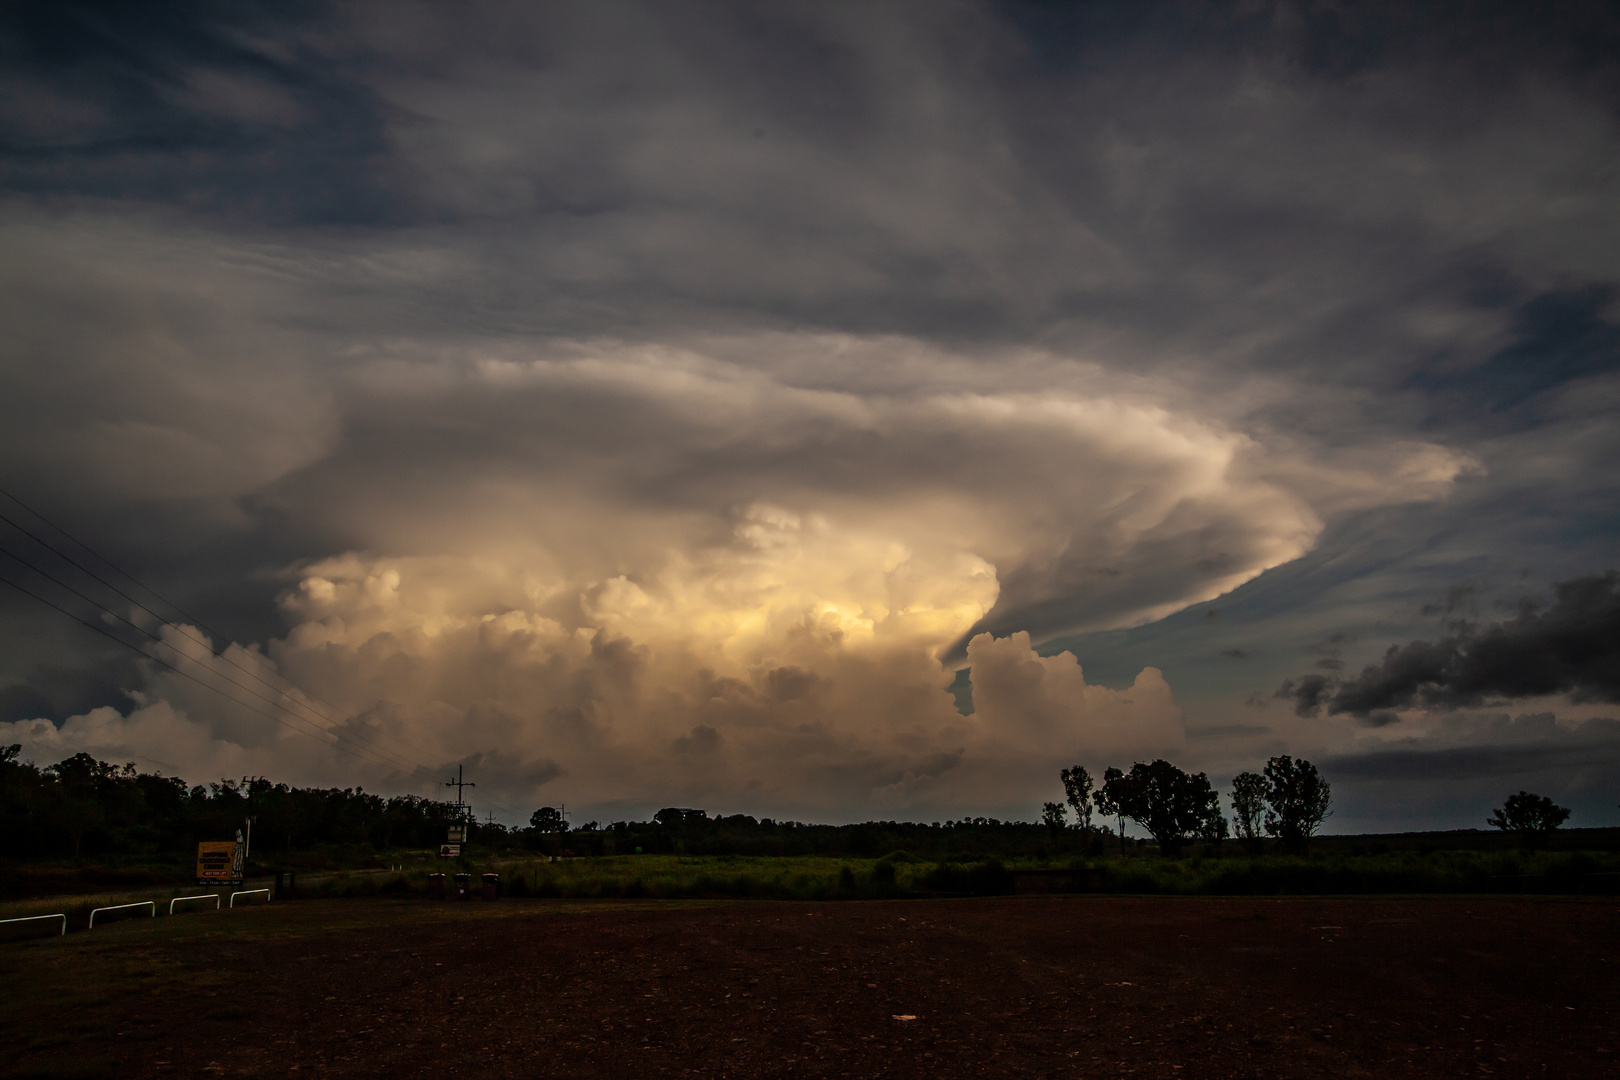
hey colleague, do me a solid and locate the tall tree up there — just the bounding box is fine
[1229,772,1268,855]
[1487,791,1571,848]
[1041,801,1068,834]
[1197,797,1229,850]
[1101,760,1223,856]
[1095,767,1126,854]
[530,806,567,833]
[1060,765,1094,831]
[1261,756,1332,854]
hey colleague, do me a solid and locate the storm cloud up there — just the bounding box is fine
[1281,572,1620,719]
[2,2,1619,825]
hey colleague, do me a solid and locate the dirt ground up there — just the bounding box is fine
[4,894,1617,1078]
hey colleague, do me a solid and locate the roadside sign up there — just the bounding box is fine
[196,841,242,885]
[439,843,461,858]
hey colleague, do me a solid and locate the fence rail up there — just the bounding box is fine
[230,889,271,908]
[89,901,155,928]
[0,913,67,938]
[170,894,222,915]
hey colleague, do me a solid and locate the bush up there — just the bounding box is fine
[916,859,1013,895]
[870,860,897,888]
[378,873,413,894]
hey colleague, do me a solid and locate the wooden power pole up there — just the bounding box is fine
[445,764,476,821]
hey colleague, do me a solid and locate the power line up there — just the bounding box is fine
[0,490,452,769]
[0,546,440,779]
[0,573,417,776]
[0,489,536,821]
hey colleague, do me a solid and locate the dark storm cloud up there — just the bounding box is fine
[3,1,1620,824]
[1321,711,1620,832]
[1282,572,1620,719]
[1276,673,1333,718]
[0,1,410,225]
[1323,713,1620,782]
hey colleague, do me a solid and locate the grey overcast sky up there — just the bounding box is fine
[2,1,1617,829]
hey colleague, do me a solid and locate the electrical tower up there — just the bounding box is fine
[445,764,476,822]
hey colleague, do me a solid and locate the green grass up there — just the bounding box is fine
[280,847,1620,902]
[8,846,1618,928]
[1086,847,1620,895]
[291,853,912,901]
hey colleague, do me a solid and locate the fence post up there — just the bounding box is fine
[0,913,66,938]
[169,894,222,915]
[88,901,156,928]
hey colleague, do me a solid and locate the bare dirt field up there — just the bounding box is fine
[4,894,1616,1078]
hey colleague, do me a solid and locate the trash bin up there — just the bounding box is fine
[454,872,471,900]
[427,873,445,900]
[481,873,499,900]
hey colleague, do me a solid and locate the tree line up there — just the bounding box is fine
[1040,756,1333,855]
[1042,757,1580,854]
[0,746,475,860]
[4,742,1579,865]
[526,807,1078,859]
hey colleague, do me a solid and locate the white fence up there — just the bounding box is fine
[89,901,155,928]
[230,888,271,908]
[169,894,222,915]
[0,913,66,938]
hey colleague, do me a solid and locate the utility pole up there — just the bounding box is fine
[445,764,476,822]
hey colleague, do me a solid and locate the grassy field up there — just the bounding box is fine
[266,846,1620,902]
[7,845,1618,936]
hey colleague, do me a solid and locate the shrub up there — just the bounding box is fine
[870,860,897,888]
[916,859,1013,895]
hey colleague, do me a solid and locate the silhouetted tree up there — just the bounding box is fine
[1095,767,1126,854]
[654,807,708,828]
[1229,772,1267,855]
[1060,765,1094,831]
[1101,760,1223,856]
[530,806,567,833]
[1261,756,1332,853]
[1488,791,1571,848]
[1197,799,1229,850]
[1041,801,1067,834]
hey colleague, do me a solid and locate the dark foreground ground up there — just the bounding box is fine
[3,894,1615,1078]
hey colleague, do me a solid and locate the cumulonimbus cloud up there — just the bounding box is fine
[0,308,1477,817]
[0,541,1184,820]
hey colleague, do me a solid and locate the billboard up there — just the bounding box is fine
[196,841,242,884]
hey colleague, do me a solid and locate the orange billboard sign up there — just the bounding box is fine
[196,841,241,884]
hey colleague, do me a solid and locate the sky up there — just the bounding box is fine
[1,0,1617,832]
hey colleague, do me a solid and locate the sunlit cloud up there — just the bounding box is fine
[2,1,1616,827]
